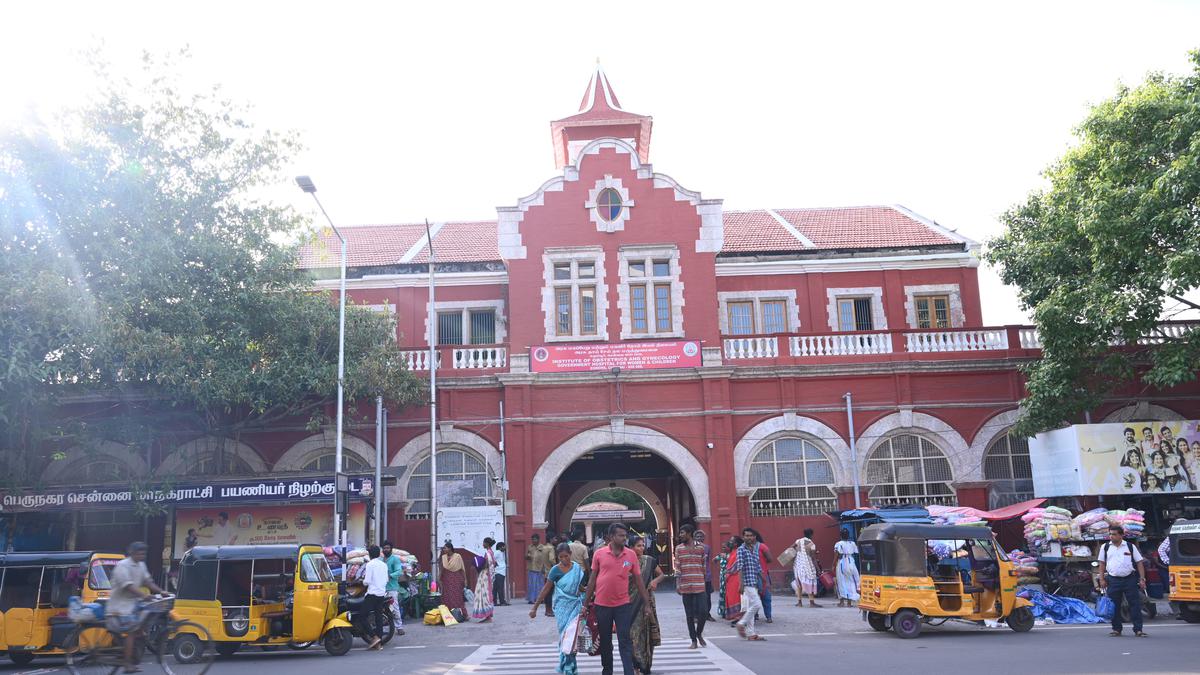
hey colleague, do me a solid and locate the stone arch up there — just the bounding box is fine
[967,408,1024,461]
[732,413,851,495]
[157,436,268,476]
[1102,402,1185,423]
[530,422,710,528]
[856,410,974,480]
[388,427,503,509]
[556,480,668,534]
[272,430,377,472]
[41,441,149,483]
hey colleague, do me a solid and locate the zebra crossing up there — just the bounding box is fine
[445,638,755,674]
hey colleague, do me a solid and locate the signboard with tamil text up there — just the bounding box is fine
[530,340,702,373]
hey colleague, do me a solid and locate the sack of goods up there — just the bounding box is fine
[68,596,105,622]
[1072,507,1108,529]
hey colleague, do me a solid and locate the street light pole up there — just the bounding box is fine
[425,220,439,583]
[296,175,348,563]
[843,392,862,508]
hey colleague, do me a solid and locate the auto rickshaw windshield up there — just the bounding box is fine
[89,558,117,590]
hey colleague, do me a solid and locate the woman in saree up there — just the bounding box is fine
[714,538,733,621]
[627,535,665,675]
[723,536,744,625]
[439,542,470,618]
[472,537,496,622]
[530,543,584,675]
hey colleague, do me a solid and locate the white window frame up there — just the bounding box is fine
[903,284,965,329]
[424,299,507,346]
[541,247,609,342]
[584,175,635,233]
[825,287,887,332]
[747,435,838,517]
[617,246,684,339]
[717,290,799,335]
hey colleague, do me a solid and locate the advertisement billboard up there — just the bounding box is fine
[529,340,702,373]
[1030,420,1200,496]
[174,502,368,550]
[436,505,504,555]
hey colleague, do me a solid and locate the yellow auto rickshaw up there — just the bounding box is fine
[856,523,1034,638]
[0,551,123,666]
[1167,518,1200,623]
[173,544,352,658]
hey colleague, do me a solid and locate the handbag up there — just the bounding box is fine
[778,545,797,569]
[819,570,836,593]
[1095,595,1115,620]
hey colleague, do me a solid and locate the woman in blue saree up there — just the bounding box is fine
[530,543,584,675]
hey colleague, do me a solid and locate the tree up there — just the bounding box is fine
[0,54,424,484]
[987,50,1200,434]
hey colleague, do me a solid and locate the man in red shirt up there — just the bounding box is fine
[584,523,653,675]
[674,523,709,648]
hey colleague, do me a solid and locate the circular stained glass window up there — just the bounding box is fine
[596,188,623,223]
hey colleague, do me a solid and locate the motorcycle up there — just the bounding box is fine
[338,594,396,646]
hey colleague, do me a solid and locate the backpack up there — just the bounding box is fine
[1102,542,1140,579]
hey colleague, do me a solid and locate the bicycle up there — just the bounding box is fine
[65,595,214,675]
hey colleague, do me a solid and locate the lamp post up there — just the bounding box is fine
[843,392,862,508]
[295,175,348,559]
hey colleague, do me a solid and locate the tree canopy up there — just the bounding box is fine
[987,50,1200,434]
[0,56,424,484]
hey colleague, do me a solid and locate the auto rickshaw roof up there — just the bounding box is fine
[859,523,995,542]
[183,544,311,562]
[1170,519,1200,535]
[0,551,97,567]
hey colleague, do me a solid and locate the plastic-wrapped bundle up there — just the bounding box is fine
[1073,508,1108,528]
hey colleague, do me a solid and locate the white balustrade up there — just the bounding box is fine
[723,336,779,359]
[1018,327,1042,349]
[452,346,508,369]
[789,332,893,357]
[1136,322,1199,345]
[400,350,441,371]
[904,329,1009,353]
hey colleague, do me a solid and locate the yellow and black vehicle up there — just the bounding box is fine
[173,544,352,658]
[857,523,1034,638]
[1167,518,1200,623]
[0,550,123,666]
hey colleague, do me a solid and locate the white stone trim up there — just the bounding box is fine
[765,209,815,247]
[398,222,444,263]
[557,479,668,532]
[717,290,800,335]
[855,411,971,481]
[425,299,508,346]
[272,430,377,472]
[616,246,684,339]
[530,422,710,527]
[826,287,887,331]
[1102,402,1185,422]
[157,437,268,476]
[41,441,150,483]
[542,247,609,342]
[584,175,635,233]
[967,408,1024,471]
[732,413,851,491]
[903,284,965,329]
[388,427,503,510]
[890,204,979,252]
[715,252,979,276]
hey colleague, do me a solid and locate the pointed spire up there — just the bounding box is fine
[550,62,653,169]
[577,61,623,113]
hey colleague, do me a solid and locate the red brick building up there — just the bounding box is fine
[7,66,1197,588]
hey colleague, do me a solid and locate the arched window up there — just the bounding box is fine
[61,459,131,484]
[180,453,254,476]
[865,434,956,505]
[596,188,624,223]
[302,452,369,473]
[748,437,837,516]
[406,448,495,517]
[983,430,1033,508]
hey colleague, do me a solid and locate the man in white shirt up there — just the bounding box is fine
[1097,525,1147,637]
[361,545,389,650]
[108,542,165,673]
[493,542,509,606]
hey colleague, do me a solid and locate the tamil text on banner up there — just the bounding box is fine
[174,502,367,550]
[529,340,702,373]
[1030,420,1200,496]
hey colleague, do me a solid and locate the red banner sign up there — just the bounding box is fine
[530,340,702,373]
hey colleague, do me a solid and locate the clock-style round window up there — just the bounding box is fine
[596,188,623,223]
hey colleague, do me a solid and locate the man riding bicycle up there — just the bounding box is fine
[108,542,165,673]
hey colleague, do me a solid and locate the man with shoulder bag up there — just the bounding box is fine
[1097,525,1148,637]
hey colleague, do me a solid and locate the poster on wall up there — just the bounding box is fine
[1030,420,1200,497]
[435,505,504,555]
[173,502,367,551]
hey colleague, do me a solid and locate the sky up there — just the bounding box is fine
[3,1,1199,326]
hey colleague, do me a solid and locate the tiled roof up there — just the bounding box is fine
[296,206,964,269]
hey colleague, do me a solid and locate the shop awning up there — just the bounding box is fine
[833,505,932,523]
[926,498,1046,522]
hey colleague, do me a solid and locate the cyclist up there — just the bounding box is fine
[108,542,165,673]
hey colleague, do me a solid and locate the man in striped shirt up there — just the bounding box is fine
[674,524,709,649]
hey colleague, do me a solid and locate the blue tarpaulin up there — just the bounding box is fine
[835,506,932,523]
[1017,588,1103,624]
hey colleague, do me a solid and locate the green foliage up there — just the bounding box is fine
[0,53,424,483]
[987,50,1200,435]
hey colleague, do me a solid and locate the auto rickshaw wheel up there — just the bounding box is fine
[215,642,241,658]
[866,612,888,632]
[323,628,352,657]
[172,633,207,664]
[1180,606,1200,623]
[1006,607,1034,633]
[892,609,922,639]
[9,652,35,667]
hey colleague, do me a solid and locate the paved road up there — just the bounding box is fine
[4,598,1195,674]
